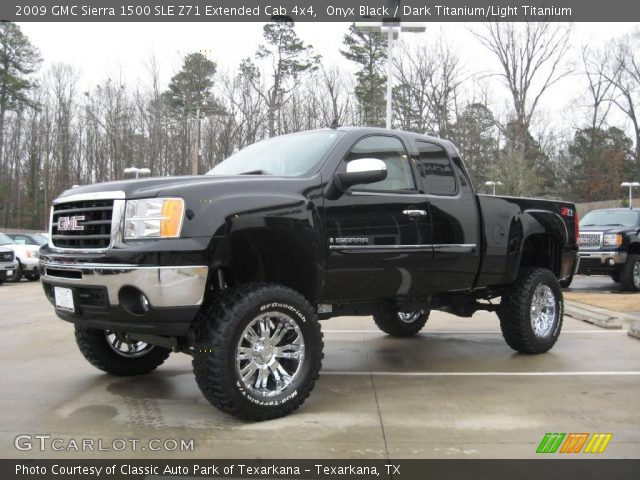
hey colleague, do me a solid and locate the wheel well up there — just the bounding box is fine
[215,230,318,301]
[519,234,561,277]
[628,243,640,255]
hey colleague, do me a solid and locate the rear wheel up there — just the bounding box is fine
[192,283,323,421]
[373,308,430,337]
[498,267,563,354]
[75,327,171,376]
[620,254,640,292]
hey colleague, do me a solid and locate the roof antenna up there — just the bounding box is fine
[329,118,341,129]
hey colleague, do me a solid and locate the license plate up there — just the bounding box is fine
[6,270,13,277]
[54,287,75,312]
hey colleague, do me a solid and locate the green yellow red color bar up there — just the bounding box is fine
[536,433,612,454]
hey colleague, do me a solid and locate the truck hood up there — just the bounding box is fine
[54,175,278,201]
[579,225,636,235]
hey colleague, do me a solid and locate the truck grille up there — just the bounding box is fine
[51,199,114,249]
[0,251,14,262]
[578,232,602,249]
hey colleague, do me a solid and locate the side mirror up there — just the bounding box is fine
[335,158,387,191]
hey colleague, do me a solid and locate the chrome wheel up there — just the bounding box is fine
[235,312,305,398]
[105,331,154,358]
[397,310,425,324]
[530,284,557,337]
[633,261,640,288]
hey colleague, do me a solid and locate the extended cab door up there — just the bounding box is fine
[413,141,481,291]
[323,134,433,302]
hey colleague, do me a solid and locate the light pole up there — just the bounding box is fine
[355,21,426,129]
[485,180,503,196]
[621,181,640,209]
[124,167,151,179]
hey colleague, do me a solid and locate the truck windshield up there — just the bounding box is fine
[0,233,13,246]
[207,130,345,177]
[580,210,639,227]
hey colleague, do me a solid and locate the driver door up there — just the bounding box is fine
[322,134,433,302]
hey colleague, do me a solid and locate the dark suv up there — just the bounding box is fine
[577,208,640,290]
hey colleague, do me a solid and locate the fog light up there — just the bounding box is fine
[608,258,616,266]
[140,294,150,312]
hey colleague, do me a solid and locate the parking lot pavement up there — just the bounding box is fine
[1,281,639,459]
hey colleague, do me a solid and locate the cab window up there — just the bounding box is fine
[345,136,415,192]
[415,141,457,196]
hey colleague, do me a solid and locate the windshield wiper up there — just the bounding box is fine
[238,169,273,175]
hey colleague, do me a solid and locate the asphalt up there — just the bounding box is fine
[1,281,639,459]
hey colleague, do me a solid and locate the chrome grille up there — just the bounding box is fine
[0,251,14,262]
[51,199,114,249]
[578,232,602,249]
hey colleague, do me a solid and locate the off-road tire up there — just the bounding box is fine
[498,267,563,354]
[620,254,640,292]
[373,308,430,337]
[75,327,171,376]
[11,261,22,282]
[192,283,323,421]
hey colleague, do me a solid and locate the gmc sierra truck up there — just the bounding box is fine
[39,127,579,420]
[576,208,640,290]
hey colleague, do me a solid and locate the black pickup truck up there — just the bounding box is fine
[39,127,579,420]
[576,208,640,290]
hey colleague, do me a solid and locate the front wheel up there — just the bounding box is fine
[498,267,563,354]
[75,327,171,376]
[373,308,430,337]
[25,272,39,281]
[192,283,323,421]
[620,254,640,292]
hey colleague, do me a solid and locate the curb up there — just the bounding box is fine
[564,300,622,329]
[629,321,640,340]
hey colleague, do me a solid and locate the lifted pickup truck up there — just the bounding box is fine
[40,127,578,420]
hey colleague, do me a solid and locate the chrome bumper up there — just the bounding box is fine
[0,260,18,271]
[578,250,627,265]
[40,261,208,307]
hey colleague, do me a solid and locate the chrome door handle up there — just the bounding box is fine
[403,209,427,217]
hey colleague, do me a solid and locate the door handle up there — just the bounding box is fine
[403,209,427,218]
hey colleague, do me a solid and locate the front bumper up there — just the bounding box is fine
[0,260,19,280]
[577,250,627,275]
[40,261,208,336]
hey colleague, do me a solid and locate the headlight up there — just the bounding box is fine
[603,234,622,246]
[124,198,185,239]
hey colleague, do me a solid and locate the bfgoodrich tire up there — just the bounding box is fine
[373,308,430,337]
[620,254,640,292]
[192,283,323,421]
[498,267,563,354]
[75,327,171,376]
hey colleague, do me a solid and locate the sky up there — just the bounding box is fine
[17,22,640,136]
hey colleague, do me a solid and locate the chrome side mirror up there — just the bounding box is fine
[336,158,387,190]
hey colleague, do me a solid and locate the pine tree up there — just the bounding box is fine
[0,21,41,225]
[240,20,318,137]
[340,23,387,127]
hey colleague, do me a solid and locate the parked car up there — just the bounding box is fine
[7,233,48,248]
[39,127,579,420]
[0,233,41,281]
[0,247,18,284]
[576,208,640,291]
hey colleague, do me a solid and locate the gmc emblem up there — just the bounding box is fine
[57,215,85,231]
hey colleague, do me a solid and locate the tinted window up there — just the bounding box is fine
[416,142,456,195]
[346,136,415,192]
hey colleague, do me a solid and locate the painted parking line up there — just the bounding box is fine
[321,329,625,334]
[323,371,640,376]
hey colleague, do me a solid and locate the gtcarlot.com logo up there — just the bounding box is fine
[536,433,613,454]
